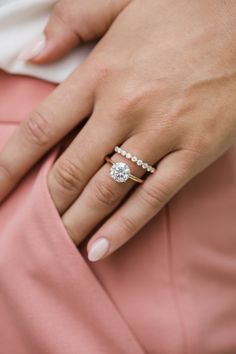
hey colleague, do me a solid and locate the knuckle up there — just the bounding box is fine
[116,84,159,118]
[140,183,170,209]
[118,214,137,235]
[21,110,52,147]
[50,10,79,40]
[184,133,213,162]
[117,90,144,116]
[91,177,120,208]
[53,158,84,192]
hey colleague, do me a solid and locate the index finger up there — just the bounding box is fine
[0,66,94,203]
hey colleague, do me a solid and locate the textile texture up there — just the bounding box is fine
[0,71,236,354]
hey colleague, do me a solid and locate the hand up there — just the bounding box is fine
[1,0,236,262]
[19,0,132,62]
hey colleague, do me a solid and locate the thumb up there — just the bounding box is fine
[18,0,131,64]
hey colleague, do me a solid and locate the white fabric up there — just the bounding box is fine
[0,0,94,83]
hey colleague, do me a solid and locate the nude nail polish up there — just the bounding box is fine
[88,238,110,262]
[18,34,46,61]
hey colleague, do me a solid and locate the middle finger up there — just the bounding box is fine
[47,114,125,213]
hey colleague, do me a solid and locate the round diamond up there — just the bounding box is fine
[147,166,152,172]
[131,156,138,162]
[137,160,143,166]
[121,150,126,156]
[110,162,130,183]
[115,146,119,153]
[126,152,132,159]
[142,163,148,169]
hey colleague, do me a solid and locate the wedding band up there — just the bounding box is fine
[114,146,156,173]
[105,156,144,184]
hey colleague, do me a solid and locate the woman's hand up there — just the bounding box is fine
[1,0,236,261]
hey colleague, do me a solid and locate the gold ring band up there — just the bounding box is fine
[105,156,144,184]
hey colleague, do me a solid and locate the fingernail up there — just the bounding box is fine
[18,34,46,61]
[88,238,110,262]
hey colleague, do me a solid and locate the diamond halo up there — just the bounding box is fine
[110,162,131,183]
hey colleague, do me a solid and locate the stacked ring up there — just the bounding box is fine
[105,156,144,184]
[114,146,156,173]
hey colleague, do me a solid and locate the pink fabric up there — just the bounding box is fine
[0,71,236,354]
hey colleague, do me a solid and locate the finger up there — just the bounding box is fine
[19,0,130,63]
[47,92,141,213]
[0,66,94,203]
[86,149,198,261]
[46,115,127,214]
[61,133,173,245]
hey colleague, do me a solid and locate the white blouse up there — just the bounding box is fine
[0,0,93,83]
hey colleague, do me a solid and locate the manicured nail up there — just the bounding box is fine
[88,238,110,262]
[18,34,46,61]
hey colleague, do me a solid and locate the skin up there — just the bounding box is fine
[1,0,236,260]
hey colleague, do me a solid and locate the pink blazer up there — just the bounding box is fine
[0,71,236,354]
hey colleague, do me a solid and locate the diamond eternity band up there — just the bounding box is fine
[114,146,155,173]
